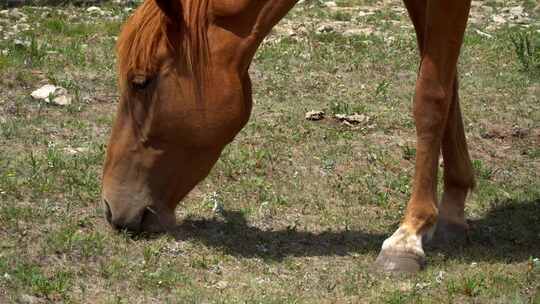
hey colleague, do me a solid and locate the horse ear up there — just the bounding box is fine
[155,0,182,21]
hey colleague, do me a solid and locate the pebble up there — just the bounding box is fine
[30,84,73,106]
[323,1,337,8]
[305,110,325,121]
[86,6,103,14]
[317,24,335,33]
[335,113,369,124]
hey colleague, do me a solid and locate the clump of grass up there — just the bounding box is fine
[332,11,352,21]
[510,31,540,77]
[472,159,493,180]
[401,145,415,161]
[6,35,47,67]
[7,262,73,299]
[329,99,366,115]
[45,224,106,258]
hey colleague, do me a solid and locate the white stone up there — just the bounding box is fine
[31,84,57,100]
[334,113,369,124]
[305,110,325,121]
[317,24,334,33]
[30,85,72,106]
[13,39,30,48]
[357,11,376,17]
[51,93,72,106]
[64,147,89,155]
[323,1,337,8]
[492,15,506,24]
[508,6,524,15]
[87,6,103,15]
[435,271,445,283]
[8,9,26,19]
[343,28,374,37]
[474,29,493,39]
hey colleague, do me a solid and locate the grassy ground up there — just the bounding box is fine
[1,0,539,303]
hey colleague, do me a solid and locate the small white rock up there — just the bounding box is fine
[317,24,334,33]
[343,28,374,37]
[13,39,30,48]
[212,200,224,215]
[87,6,103,14]
[64,147,88,155]
[415,282,430,289]
[508,6,524,16]
[30,84,72,106]
[474,29,493,39]
[357,11,376,17]
[9,9,26,19]
[305,110,325,121]
[31,84,57,100]
[15,23,31,32]
[53,94,72,106]
[335,113,369,124]
[323,1,337,8]
[492,15,506,24]
[214,280,228,289]
[435,271,445,283]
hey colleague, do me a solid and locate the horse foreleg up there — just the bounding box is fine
[376,0,471,273]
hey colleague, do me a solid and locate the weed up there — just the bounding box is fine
[45,224,106,258]
[401,145,415,161]
[9,262,73,298]
[510,31,540,76]
[472,159,493,180]
[332,11,352,21]
[461,275,485,297]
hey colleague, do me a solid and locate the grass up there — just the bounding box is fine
[0,0,539,303]
[511,30,540,77]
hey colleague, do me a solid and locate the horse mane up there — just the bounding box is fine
[116,0,209,93]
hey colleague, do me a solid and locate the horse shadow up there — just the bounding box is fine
[172,210,386,261]
[170,198,540,263]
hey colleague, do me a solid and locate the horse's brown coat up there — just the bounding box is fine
[102,0,474,272]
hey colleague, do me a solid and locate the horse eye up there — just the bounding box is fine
[131,74,153,90]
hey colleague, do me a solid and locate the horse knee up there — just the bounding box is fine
[413,79,452,132]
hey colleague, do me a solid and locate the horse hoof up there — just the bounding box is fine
[375,250,426,273]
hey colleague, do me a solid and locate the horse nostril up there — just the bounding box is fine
[103,199,113,224]
[141,207,155,228]
[141,208,149,226]
[141,206,167,232]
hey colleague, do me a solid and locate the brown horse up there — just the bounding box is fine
[101,0,474,273]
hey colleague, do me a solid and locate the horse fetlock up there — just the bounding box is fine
[427,216,469,247]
